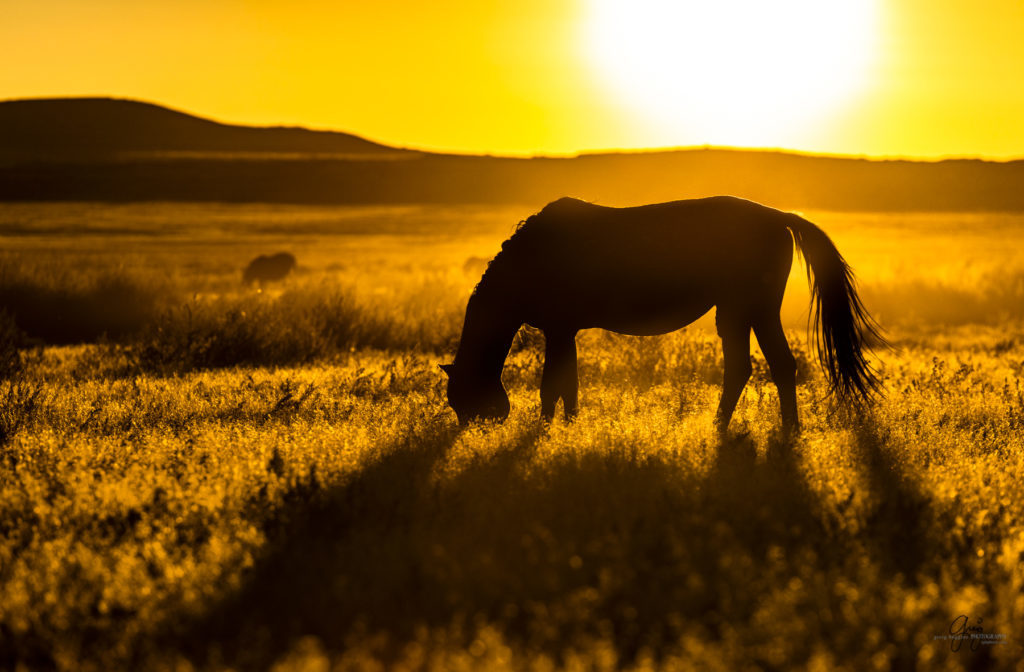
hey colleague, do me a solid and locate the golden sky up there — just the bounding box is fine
[3,0,1024,157]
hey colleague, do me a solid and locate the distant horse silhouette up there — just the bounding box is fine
[441,196,884,433]
[243,252,296,288]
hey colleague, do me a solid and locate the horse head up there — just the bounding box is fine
[440,363,510,425]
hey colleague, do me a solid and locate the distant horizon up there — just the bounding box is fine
[5,94,1023,165]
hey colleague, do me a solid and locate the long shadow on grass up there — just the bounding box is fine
[852,422,935,581]
[172,427,862,670]
[170,417,464,668]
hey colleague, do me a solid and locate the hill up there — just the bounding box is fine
[2,97,1024,211]
[0,97,405,159]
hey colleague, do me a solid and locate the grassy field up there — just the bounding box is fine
[1,202,1024,671]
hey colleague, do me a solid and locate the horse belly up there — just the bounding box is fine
[597,303,714,336]
[526,269,715,335]
[588,290,714,335]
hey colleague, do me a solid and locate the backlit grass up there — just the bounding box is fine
[1,203,1023,670]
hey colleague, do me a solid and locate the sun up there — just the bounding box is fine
[583,0,878,147]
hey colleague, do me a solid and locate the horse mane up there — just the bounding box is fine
[472,198,597,299]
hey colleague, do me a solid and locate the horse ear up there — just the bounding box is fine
[439,363,455,376]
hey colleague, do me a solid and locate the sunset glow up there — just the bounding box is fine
[3,0,1024,156]
[583,0,878,147]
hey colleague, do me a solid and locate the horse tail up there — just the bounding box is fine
[783,213,887,406]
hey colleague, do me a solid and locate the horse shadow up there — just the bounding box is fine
[849,421,934,582]
[167,422,937,670]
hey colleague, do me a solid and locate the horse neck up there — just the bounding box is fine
[453,290,521,381]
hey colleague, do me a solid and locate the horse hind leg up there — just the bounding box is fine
[541,331,579,421]
[561,336,579,420]
[715,313,752,435]
[753,314,799,433]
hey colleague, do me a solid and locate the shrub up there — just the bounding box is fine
[0,265,171,344]
[0,311,26,380]
[132,284,462,372]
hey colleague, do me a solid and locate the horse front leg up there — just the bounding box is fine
[541,330,579,421]
[716,316,752,435]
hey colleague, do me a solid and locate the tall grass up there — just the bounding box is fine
[0,264,469,371]
[0,262,172,344]
[3,203,1024,670]
[134,282,465,372]
[1,331,1022,670]
[0,310,27,379]
[1,258,1024,376]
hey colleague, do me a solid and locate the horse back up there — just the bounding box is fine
[485,197,795,332]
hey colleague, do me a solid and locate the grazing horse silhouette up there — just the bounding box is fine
[441,196,884,433]
[243,252,296,288]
